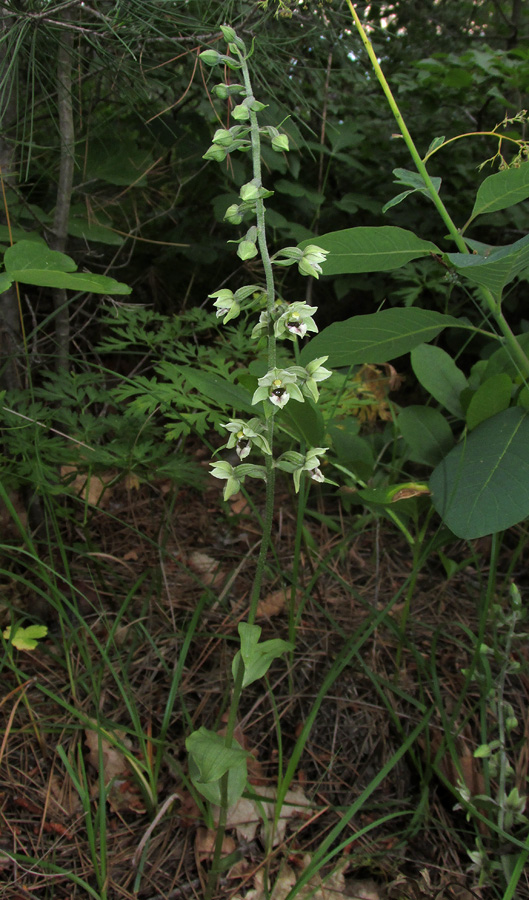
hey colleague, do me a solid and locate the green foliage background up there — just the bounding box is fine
[2,0,528,316]
[1,0,529,531]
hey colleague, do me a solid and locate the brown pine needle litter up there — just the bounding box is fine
[1,475,528,900]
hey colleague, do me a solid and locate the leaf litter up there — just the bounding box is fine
[0,473,527,898]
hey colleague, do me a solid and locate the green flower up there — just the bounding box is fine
[212,127,245,147]
[219,25,247,52]
[301,356,333,402]
[271,244,329,279]
[199,49,223,67]
[266,358,332,402]
[275,447,328,492]
[222,418,272,459]
[209,284,262,323]
[251,310,270,341]
[298,244,328,278]
[208,289,240,323]
[274,302,318,340]
[238,240,258,260]
[210,460,266,501]
[252,367,304,409]
[212,82,246,100]
[231,225,259,261]
[203,144,228,162]
[224,203,244,225]
[271,133,289,152]
[232,103,250,121]
[209,460,241,500]
[204,124,251,160]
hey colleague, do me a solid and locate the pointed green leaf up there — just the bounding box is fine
[4,239,131,294]
[233,623,293,688]
[357,482,429,506]
[281,397,325,446]
[392,168,441,191]
[329,424,374,477]
[470,162,529,221]
[466,374,512,430]
[425,136,445,155]
[186,728,247,783]
[186,727,248,806]
[299,308,461,368]
[448,233,529,296]
[68,219,124,246]
[411,344,468,417]
[299,227,440,276]
[0,226,46,244]
[430,407,529,538]
[398,405,454,466]
[382,190,415,214]
[86,140,153,187]
[0,272,13,293]
[484,332,529,379]
[382,169,442,213]
[5,240,77,274]
[7,269,131,294]
[179,367,255,415]
[275,178,324,206]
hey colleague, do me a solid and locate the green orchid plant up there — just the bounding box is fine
[184,24,332,896]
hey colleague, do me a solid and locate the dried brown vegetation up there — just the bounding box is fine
[1,478,528,899]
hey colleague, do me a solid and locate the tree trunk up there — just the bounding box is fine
[0,9,23,391]
[49,10,75,371]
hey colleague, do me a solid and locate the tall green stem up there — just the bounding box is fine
[346,1,529,378]
[346,1,466,253]
[205,46,279,900]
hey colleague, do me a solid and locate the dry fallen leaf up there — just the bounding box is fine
[123,549,139,561]
[61,466,116,507]
[217,784,310,846]
[223,797,260,841]
[84,727,146,815]
[229,492,250,515]
[85,728,131,782]
[47,772,82,819]
[234,856,360,900]
[108,778,146,814]
[256,588,288,619]
[194,826,236,862]
[187,550,225,587]
[123,472,140,491]
[255,864,296,900]
[346,879,383,900]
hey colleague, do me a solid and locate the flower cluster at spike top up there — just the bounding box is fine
[200,25,332,501]
[209,293,332,500]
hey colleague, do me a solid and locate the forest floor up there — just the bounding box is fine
[1,467,528,900]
